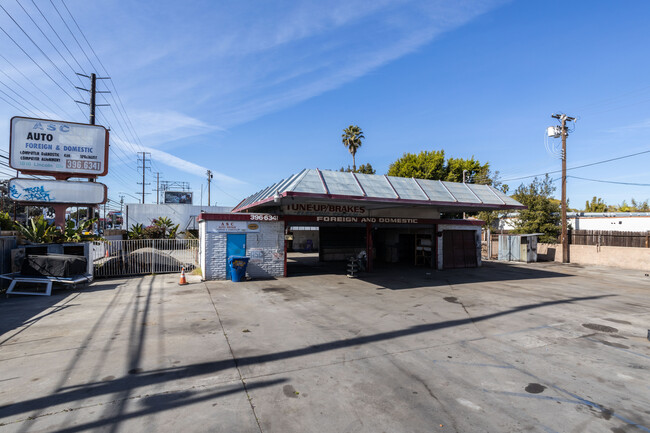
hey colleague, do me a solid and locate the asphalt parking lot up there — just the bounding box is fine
[0,261,648,432]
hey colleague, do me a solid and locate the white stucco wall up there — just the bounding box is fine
[571,215,650,231]
[126,204,232,232]
[498,213,650,232]
[200,218,285,280]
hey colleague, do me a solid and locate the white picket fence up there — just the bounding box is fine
[91,239,199,278]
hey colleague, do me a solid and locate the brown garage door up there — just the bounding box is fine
[442,230,477,269]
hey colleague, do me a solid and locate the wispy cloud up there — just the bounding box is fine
[205,1,504,126]
[142,145,245,185]
[99,0,507,129]
[108,134,243,186]
[128,110,223,148]
[606,118,650,133]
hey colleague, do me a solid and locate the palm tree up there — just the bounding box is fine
[341,125,364,172]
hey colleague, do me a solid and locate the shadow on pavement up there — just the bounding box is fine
[0,279,128,347]
[288,254,573,290]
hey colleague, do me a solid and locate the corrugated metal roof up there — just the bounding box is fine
[232,168,525,212]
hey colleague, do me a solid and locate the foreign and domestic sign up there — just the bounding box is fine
[9,178,107,204]
[164,191,193,204]
[9,117,109,177]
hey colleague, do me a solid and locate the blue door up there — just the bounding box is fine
[226,234,246,279]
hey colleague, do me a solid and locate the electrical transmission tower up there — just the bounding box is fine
[137,152,151,204]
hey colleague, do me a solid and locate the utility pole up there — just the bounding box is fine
[119,196,124,229]
[156,172,160,204]
[137,152,151,204]
[76,73,110,221]
[462,169,468,219]
[551,113,576,264]
[206,170,213,206]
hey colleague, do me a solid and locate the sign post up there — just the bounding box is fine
[9,116,110,228]
[10,117,109,179]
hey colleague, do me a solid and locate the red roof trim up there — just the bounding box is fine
[282,214,484,226]
[198,213,283,221]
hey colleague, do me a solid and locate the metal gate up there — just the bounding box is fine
[91,239,199,278]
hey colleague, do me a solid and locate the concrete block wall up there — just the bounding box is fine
[537,243,650,271]
[200,220,284,280]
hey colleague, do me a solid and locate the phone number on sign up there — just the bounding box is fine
[66,160,102,171]
[250,214,279,221]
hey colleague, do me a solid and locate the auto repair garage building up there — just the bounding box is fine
[198,169,525,280]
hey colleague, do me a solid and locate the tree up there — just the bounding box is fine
[445,157,490,184]
[339,163,376,174]
[387,150,446,180]
[607,198,650,212]
[356,163,376,175]
[511,175,560,243]
[387,150,492,184]
[388,149,503,223]
[630,198,650,211]
[341,125,365,172]
[584,196,607,212]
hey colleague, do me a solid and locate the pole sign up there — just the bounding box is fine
[9,116,109,177]
[9,178,107,205]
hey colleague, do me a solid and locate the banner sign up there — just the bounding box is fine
[9,178,107,204]
[211,221,262,233]
[9,117,109,177]
[164,191,193,204]
[283,203,367,216]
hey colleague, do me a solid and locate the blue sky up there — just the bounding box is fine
[1,0,649,210]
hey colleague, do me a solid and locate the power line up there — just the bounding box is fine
[0,87,40,117]
[0,65,58,116]
[0,23,84,117]
[568,175,650,187]
[48,0,98,72]
[502,148,650,182]
[13,0,85,87]
[0,3,84,98]
[56,0,150,167]
[57,0,147,154]
[0,78,48,117]
[0,53,74,118]
[29,0,87,75]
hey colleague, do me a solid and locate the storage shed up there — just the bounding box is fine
[497,233,542,263]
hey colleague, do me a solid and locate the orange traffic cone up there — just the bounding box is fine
[105,249,109,258]
[179,267,188,285]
